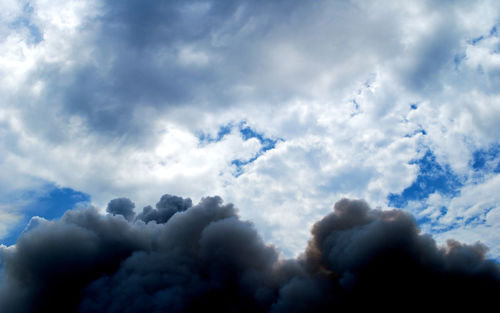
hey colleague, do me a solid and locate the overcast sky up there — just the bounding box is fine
[1,0,500,259]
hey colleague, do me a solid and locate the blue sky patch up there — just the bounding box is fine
[197,122,281,177]
[490,23,499,36]
[1,184,90,246]
[466,21,499,50]
[350,99,361,117]
[197,124,232,143]
[453,53,466,69]
[470,35,484,46]
[429,221,462,234]
[352,99,360,110]
[404,127,426,138]
[388,145,500,235]
[239,124,278,152]
[9,3,43,44]
[414,205,463,234]
[471,144,500,174]
[464,207,494,227]
[388,150,462,208]
[233,123,280,177]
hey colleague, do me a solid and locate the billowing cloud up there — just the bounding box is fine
[1,0,500,262]
[106,198,136,221]
[1,196,498,312]
[136,194,192,224]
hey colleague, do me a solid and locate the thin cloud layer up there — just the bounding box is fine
[1,196,498,312]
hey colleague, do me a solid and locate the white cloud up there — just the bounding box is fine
[1,0,500,257]
[0,206,22,239]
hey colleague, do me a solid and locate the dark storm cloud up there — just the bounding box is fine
[0,206,153,313]
[106,197,136,221]
[296,199,500,310]
[1,196,499,313]
[136,194,192,224]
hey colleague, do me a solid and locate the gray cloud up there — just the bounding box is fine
[0,206,152,313]
[106,197,136,221]
[1,196,499,312]
[136,194,192,224]
[17,0,407,145]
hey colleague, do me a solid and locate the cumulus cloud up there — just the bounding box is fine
[106,198,136,221]
[2,0,500,261]
[136,194,192,224]
[0,196,498,313]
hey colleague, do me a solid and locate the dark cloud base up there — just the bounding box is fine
[1,196,499,313]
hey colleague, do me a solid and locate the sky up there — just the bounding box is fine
[1,0,500,263]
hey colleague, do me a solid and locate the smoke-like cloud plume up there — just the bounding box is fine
[0,196,499,312]
[106,198,136,221]
[136,194,193,224]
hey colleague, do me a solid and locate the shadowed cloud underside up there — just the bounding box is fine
[1,196,498,313]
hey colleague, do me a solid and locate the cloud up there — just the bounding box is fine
[1,196,499,312]
[136,194,192,224]
[106,198,136,222]
[0,207,22,239]
[2,0,500,261]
